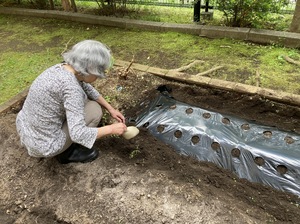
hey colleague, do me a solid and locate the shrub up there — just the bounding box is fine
[216,0,288,27]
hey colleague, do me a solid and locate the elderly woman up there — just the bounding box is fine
[16,40,127,164]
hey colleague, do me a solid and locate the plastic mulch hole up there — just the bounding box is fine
[174,130,182,138]
[241,123,250,130]
[143,122,150,128]
[276,165,288,175]
[191,135,200,144]
[211,142,220,151]
[254,157,265,166]
[157,125,165,133]
[186,108,193,114]
[231,148,240,157]
[284,136,295,144]
[169,105,177,110]
[203,112,211,119]
[222,117,230,125]
[263,131,272,138]
[155,104,163,109]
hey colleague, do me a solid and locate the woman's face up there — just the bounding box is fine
[83,75,98,83]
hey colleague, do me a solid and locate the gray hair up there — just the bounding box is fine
[62,40,111,78]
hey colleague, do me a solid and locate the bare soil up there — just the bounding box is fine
[1,66,300,224]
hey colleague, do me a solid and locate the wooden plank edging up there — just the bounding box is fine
[114,59,300,107]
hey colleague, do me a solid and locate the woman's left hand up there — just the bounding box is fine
[96,95,126,123]
[110,108,125,123]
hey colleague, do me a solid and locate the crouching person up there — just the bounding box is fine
[16,40,127,164]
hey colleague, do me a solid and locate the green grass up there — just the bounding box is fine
[0,14,300,105]
[0,52,56,103]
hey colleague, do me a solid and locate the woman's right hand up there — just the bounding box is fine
[97,123,127,138]
[109,123,127,135]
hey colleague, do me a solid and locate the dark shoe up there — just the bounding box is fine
[56,144,99,164]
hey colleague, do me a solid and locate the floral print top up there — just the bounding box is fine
[16,64,100,157]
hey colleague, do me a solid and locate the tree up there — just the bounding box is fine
[61,0,77,12]
[290,0,300,33]
[61,0,71,11]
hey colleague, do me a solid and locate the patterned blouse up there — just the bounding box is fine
[16,64,100,157]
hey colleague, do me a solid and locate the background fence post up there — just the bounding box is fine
[193,0,201,22]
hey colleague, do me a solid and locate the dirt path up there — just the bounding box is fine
[1,68,300,224]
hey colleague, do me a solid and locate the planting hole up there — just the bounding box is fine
[222,117,230,125]
[174,130,182,138]
[211,142,220,151]
[157,125,165,133]
[231,148,240,157]
[191,135,200,144]
[241,123,250,130]
[263,131,272,138]
[186,108,193,114]
[169,105,176,110]
[143,122,149,128]
[254,157,265,166]
[203,113,211,119]
[276,165,288,175]
[284,136,295,144]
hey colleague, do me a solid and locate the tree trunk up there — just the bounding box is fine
[70,0,77,12]
[290,0,300,33]
[61,0,72,11]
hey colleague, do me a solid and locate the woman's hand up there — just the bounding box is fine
[97,123,127,138]
[109,123,127,135]
[109,108,126,124]
[96,95,126,123]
